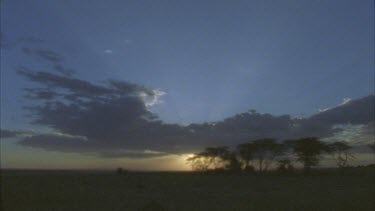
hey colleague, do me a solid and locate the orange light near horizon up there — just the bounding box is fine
[171,154,195,171]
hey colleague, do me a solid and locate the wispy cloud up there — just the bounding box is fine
[318,108,331,113]
[1,129,34,139]
[140,89,166,108]
[104,49,113,54]
[340,98,352,105]
[318,97,353,113]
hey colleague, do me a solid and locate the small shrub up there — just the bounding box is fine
[116,167,129,175]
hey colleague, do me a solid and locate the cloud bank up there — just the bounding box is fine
[14,67,374,157]
[7,43,373,158]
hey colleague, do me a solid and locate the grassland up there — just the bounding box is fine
[1,168,374,211]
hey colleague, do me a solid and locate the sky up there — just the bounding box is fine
[1,0,374,170]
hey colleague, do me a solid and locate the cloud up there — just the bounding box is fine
[318,108,331,113]
[18,133,92,152]
[323,122,374,146]
[16,69,195,156]
[309,95,374,126]
[22,87,65,100]
[318,97,353,113]
[53,64,75,77]
[140,89,166,107]
[22,48,64,63]
[21,46,77,76]
[1,129,34,139]
[1,35,70,81]
[104,49,113,54]
[340,98,352,105]
[18,133,171,158]
[17,70,158,137]
[9,37,372,158]
[98,149,166,158]
[297,95,374,141]
[15,66,374,157]
[18,68,142,97]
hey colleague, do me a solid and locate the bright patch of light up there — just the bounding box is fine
[323,123,375,146]
[318,98,352,113]
[48,131,88,141]
[318,108,331,113]
[143,149,164,154]
[340,98,352,105]
[139,89,166,108]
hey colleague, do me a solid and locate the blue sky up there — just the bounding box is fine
[1,0,374,170]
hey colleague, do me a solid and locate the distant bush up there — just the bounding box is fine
[116,167,129,175]
[277,159,294,174]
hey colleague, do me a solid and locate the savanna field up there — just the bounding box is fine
[1,168,374,211]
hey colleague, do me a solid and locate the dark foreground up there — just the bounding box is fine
[1,168,374,211]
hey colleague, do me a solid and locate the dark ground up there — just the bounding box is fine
[1,168,374,211]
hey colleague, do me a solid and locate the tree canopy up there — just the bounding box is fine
[286,137,330,172]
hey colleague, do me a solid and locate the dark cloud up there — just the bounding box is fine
[18,67,115,96]
[97,149,167,158]
[18,133,173,158]
[53,64,75,77]
[17,69,157,125]
[21,45,76,76]
[185,113,295,148]
[23,88,61,100]
[16,70,195,156]
[323,121,375,147]
[18,134,90,152]
[1,129,34,139]
[309,95,374,125]
[1,34,74,76]
[16,68,374,157]
[295,95,375,138]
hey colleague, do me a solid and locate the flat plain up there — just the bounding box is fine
[1,169,374,211]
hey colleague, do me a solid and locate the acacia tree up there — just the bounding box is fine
[286,137,329,172]
[249,138,284,172]
[186,154,211,171]
[224,152,242,172]
[329,141,354,168]
[186,146,233,171]
[237,142,255,170]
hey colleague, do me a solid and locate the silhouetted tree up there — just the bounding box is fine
[186,146,232,171]
[286,137,329,172]
[250,138,284,172]
[224,152,242,172]
[329,141,354,168]
[186,154,211,171]
[237,142,255,170]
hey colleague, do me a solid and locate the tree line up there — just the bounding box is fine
[186,137,375,173]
